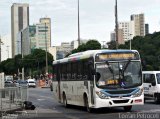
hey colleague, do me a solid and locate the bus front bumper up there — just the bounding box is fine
[92,95,144,108]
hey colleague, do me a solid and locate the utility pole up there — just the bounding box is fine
[0,36,1,62]
[129,34,132,50]
[115,0,119,49]
[77,0,80,46]
[6,46,9,58]
[0,36,4,62]
[45,23,48,75]
[102,41,106,49]
[21,32,24,80]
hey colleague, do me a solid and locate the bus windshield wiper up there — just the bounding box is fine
[105,61,115,80]
[123,59,131,72]
[105,61,113,74]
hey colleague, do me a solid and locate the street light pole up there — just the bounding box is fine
[77,0,80,46]
[21,32,24,80]
[129,34,132,50]
[0,36,4,62]
[45,23,48,75]
[115,0,119,49]
[0,36,1,62]
[102,41,106,49]
[6,46,9,59]
[130,39,131,50]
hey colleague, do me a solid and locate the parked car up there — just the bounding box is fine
[27,79,36,88]
[18,80,28,87]
[5,81,16,87]
[14,80,28,87]
[143,71,160,103]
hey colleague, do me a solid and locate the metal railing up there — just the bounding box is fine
[0,86,28,112]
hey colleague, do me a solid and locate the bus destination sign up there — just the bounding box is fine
[96,53,139,61]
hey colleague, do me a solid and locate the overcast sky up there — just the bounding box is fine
[0,0,160,60]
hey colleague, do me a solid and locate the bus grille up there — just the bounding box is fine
[106,89,135,95]
[113,99,129,104]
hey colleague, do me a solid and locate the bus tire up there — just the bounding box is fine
[84,95,93,113]
[154,94,160,104]
[63,93,68,108]
[123,106,132,112]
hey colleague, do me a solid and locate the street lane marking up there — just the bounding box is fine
[37,98,45,101]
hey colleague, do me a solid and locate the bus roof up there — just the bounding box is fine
[53,49,139,64]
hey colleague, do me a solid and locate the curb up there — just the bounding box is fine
[0,107,23,116]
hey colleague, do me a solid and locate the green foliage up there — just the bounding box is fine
[71,39,101,54]
[119,31,160,70]
[0,49,53,77]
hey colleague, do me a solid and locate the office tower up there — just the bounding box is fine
[119,22,131,41]
[29,25,36,51]
[11,3,29,57]
[130,13,145,37]
[17,27,30,55]
[145,24,149,35]
[38,17,51,50]
[110,29,124,45]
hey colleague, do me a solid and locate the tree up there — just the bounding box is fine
[71,39,101,54]
[118,31,160,70]
[0,48,53,77]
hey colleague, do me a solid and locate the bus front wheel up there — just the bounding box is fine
[84,95,93,113]
[63,93,68,108]
[123,106,132,112]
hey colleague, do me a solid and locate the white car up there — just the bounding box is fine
[143,71,160,103]
[27,79,36,88]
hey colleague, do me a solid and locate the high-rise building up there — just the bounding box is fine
[29,18,51,51]
[130,13,145,37]
[11,3,29,57]
[119,22,131,41]
[71,39,88,49]
[110,31,116,42]
[29,25,36,51]
[145,24,149,35]
[17,27,30,55]
[39,17,51,49]
[110,29,124,45]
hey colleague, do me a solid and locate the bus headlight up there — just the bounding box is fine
[96,91,110,99]
[131,88,143,98]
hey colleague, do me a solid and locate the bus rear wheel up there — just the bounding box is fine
[123,106,132,112]
[63,93,68,108]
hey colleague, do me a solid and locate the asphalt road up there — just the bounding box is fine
[27,88,160,119]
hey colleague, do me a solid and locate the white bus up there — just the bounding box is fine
[52,50,144,112]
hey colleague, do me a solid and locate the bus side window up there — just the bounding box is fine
[53,65,57,81]
[77,61,83,80]
[56,65,60,81]
[61,64,67,81]
[72,62,77,80]
[88,60,94,80]
[83,60,88,80]
[67,63,71,80]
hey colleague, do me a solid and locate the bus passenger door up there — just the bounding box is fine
[57,66,61,102]
[52,65,61,102]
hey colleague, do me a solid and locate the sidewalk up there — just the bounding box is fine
[1,108,69,119]
[0,101,23,117]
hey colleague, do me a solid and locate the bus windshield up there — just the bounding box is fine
[96,61,142,89]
